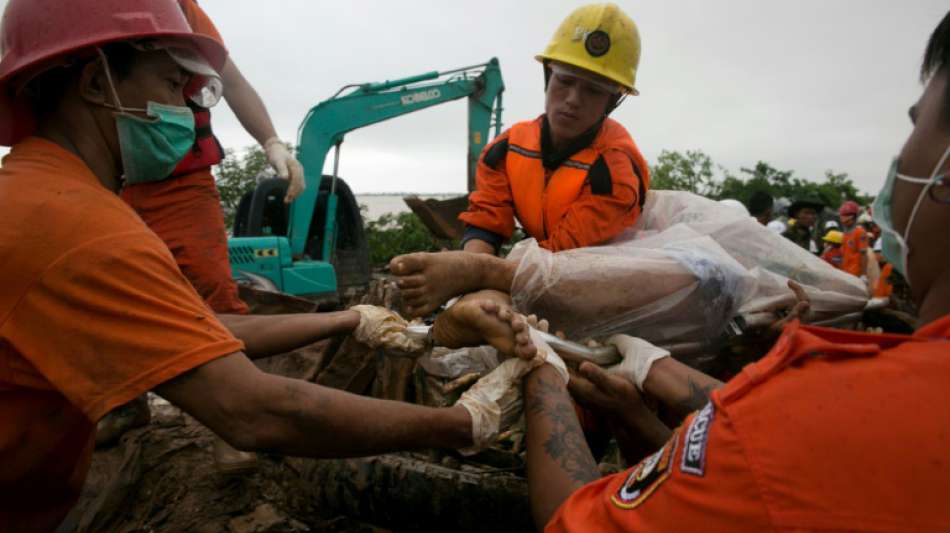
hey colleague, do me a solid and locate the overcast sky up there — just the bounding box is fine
[3,1,947,195]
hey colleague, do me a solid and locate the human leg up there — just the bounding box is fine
[390,251,517,317]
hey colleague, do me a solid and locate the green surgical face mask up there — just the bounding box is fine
[871,145,950,287]
[115,102,195,184]
[96,48,196,185]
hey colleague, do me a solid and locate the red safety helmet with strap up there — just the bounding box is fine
[838,200,861,217]
[0,0,228,146]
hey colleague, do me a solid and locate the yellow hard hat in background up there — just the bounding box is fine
[536,3,642,95]
[823,230,844,244]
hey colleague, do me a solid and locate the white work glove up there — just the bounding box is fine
[350,305,426,353]
[263,137,305,203]
[455,326,567,455]
[606,334,670,390]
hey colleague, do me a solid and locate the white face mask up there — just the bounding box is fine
[871,145,950,287]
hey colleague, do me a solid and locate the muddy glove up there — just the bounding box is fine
[350,305,426,353]
[263,137,305,203]
[456,327,567,455]
[606,334,670,390]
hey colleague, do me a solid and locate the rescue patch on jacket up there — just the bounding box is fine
[611,429,679,509]
[483,139,509,169]
[587,156,612,195]
[680,401,715,476]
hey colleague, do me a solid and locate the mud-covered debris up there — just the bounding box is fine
[228,504,309,533]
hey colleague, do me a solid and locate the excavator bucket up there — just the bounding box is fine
[403,194,470,240]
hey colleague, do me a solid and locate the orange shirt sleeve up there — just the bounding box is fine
[546,401,770,532]
[1,229,243,422]
[178,0,225,43]
[458,133,517,240]
[539,150,642,252]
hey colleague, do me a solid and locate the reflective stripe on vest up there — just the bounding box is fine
[506,121,597,240]
[170,104,224,177]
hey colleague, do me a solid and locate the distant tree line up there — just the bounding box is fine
[650,149,873,208]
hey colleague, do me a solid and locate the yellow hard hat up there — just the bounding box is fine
[536,3,642,95]
[823,230,844,244]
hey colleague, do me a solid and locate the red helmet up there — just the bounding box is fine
[0,0,228,146]
[838,200,860,217]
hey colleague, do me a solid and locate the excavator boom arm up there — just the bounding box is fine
[289,58,504,256]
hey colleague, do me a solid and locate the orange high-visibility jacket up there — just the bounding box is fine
[841,225,869,276]
[459,116,649,252]
[875,262,894,298]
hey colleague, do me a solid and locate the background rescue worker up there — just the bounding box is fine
[782,196,824,253]
[459,3,650,254]
[838,200,870,278]
[747,190,774,226]
[521,10,950,530]
[820,229,844,268]
[873,239,895,298]
[104,0,307,471]
[0,2,477,529]
[121,0,303,316]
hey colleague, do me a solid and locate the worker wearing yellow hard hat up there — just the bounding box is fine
[393,3,652,318]
[456,2,650,252]
[821,229,845,268]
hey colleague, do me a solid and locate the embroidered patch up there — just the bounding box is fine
[611,430,679,509]
[681,401,715,476]
[585,30,611,57]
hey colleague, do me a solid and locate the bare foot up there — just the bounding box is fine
[432,292,537,360]
[390,251,513,318]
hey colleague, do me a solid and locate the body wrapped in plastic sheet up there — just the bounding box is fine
[507,190,869,345]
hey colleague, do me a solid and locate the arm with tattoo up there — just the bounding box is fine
[641,357,724,418]
[525,365,600,530]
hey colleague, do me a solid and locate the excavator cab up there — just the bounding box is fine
[230,175,370,294]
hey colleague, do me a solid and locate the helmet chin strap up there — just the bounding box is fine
[605,93,625,116]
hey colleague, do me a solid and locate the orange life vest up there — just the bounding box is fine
[170,103,224,177]
[504,118,647,241]
[875,262,894,298]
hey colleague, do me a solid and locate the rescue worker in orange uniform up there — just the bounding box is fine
[458,3,650,255]
[102,0,307,471]
[390,3,651,318]
[838,199,870,278]
[820,229,844,268]
[0,2,484,529]
[99,0,304,455]
[517,11,950,530]
[873,239,895,298]
[120,0,304,316]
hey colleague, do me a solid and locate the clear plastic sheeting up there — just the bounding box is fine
[508,191,869,346]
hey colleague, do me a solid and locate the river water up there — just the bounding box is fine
[355,194,462,221]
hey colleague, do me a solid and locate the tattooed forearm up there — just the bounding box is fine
[526,372,600,485]
[674,377,720,415]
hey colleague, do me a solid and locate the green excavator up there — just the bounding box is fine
[228,58,505,297]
